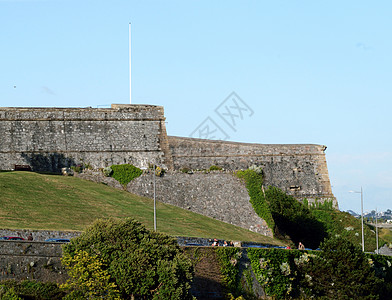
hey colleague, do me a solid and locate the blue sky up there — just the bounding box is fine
[1,1,391,212]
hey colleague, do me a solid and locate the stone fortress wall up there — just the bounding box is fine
[168,136,336,206]
[0,104,171,172]
[0,104,337,235]
[127,172,273,236]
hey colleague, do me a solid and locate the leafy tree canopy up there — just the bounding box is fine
[299,237,383,299]
[62,218,194,299]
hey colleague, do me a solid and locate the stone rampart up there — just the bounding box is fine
[168,136,336,207]
[0,104,337,232]
[0,105,336,205]
[0,104,170,172]
[127,172,273,236]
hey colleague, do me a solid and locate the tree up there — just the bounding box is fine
[265,186,327,249]
[299,237,383,299]
[62,218,194,299]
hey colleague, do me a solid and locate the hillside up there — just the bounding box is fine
[0,171,283,245]
[312,208,389,252]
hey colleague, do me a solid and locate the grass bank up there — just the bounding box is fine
[0,171,283,245]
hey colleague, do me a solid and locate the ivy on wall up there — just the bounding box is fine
[110,164,143,186]
[215,247,246,300]
[236,169,275,230]
[237,167,326,249]
[247,248,305,299]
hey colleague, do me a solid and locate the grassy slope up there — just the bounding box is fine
[379,227,392,246]
[0,171,283,245]
[312,209,388,252]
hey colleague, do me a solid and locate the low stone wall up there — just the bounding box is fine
[0,241,67,283]
[0,229,81,242]
[127,171,273,236]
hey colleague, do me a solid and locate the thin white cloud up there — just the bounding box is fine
[41,86,56,96]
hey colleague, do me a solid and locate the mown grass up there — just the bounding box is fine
[0,171,283,245]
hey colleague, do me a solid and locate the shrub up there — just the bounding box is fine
[0,280,65,299]
[155,166,165,177]
[237,168,326,249]
[209,165,223,171]
[70,164,83,173]
[265,186,327,249]
[312,209,382,252]
[110,164,143,185]
[0,286,22,300]
[61,249,120,299]
[62,218,194,299]
[299,237,383,299]
[367,253,392,297]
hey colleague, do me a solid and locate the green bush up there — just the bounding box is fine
[209,165,223,171]
[61,249,120,299]
[265,186,327,249]
[62,218,194,299]
[299,237,383,299]
[367,253,392,297]
[312,209,383,252]
[110,164,143,186]
[248,240,392,299]
[0,280,65,299]
[0,286,22,300]
[70,165,83,174]
[237,169,326,248]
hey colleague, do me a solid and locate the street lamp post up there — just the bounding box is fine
[376,207,379,254]
[349,187,365,252]
[153,163,156,231]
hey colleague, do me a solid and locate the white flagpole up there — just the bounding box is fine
[129,23,132,104]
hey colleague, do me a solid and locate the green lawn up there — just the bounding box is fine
[0,171,283,245]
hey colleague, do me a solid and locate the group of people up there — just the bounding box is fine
[211,239,234,247]
[285,242,305,250]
